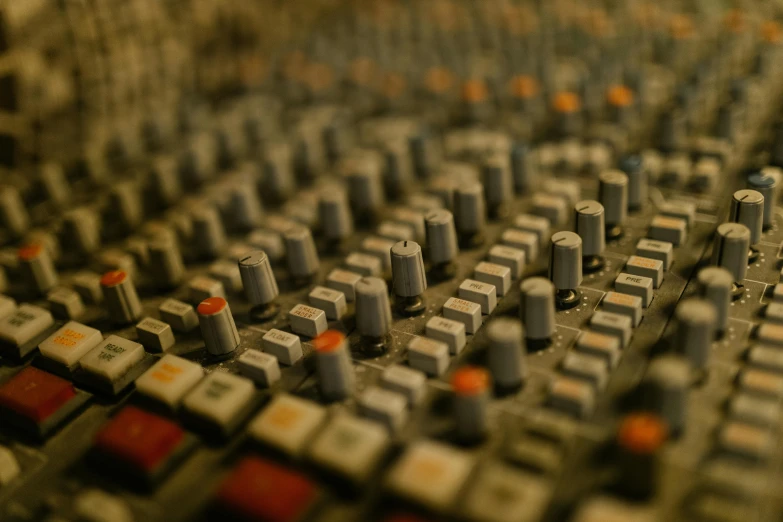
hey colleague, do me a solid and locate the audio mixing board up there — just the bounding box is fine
[1,1,783,521]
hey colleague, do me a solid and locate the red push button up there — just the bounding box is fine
[215,457,317,522]
[94,406,184,473]
[0,367,76,422]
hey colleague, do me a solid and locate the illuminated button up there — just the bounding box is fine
[649,215,687,245]
[602,292,643,327]
[625,256,664,288]
[237,349,281,387]
[576,330,621,368]
[386,440,475,512]
[326,268,362,301]
[0,445,19,485]
[474,261,511,296]
[72,272,103,304]
[93,406,187,481]
[309,413,390,482]
[344,252,383,277]
[249,394,327,456]
[738,368,783,399]
[408,336,450,376]
[380,364,426,405]
[425,317,466,355]
[718,421,773,460]
[47,287,85,320]
[636,239,673,271]
[182,372,255,434]
[756,323,783,347]
[590,311,633,348]
[308,286,347,320]
[188,276,226,304]
[289,304,328,338]
[214,457,318,522]
[549,376,595,418]
[378,221,414,242]
[0,304,54,348]
[101,270,142,324]
[158,299,199,332]
[458,279,497,314]
[79,335,145,383]
[135,354,204,408]
[0,367,78,424]
[488,245,526,279]
[39,321,102,368]
[262,329,303,365]
[358,386,408,434]
[562,352,608,389]
[135,318,175,353]
[614,273,653,307]
[442,297,482,334]
[501,229,538,262]
[0,295,15,319]
[464,463,551,522]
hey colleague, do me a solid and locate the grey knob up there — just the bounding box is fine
[63,207,101,256]
[425,209,459,265]
[519,277,556,341]
[598,169,629,227]
[620,155,647,210]
[645,355,690,435]
[391,241,427,298]
[149,156,182,207]
[712,222,750,283]
[191,205,227,260]
[675,298,717,370]
[147,237,185,288]
[284,225,320,278]
[344,158,385,218]
[238,250,279,306]
[0,185,29,238]
[101,270,143,324]
[697,266,732,334]
[319,190,354,241]
[482,151,513,212]
[18,243,58,295]
[263,142,295,202]
[575,200,605,257]
[109,182,143,232]
[486,318,528,388]
[229,183,264,230]
[454,182,486,236]
[511,143,537,193]
[747,167,780,228]
[40,163,69,209]
[549,231,582,291]
[729,189,763,245]
[355,277,392,338]
[197,297,240,356]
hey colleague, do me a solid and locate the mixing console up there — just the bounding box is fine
[3,0,783,521]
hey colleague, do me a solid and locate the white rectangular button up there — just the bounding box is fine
[262,328,303,365]
[183,372,255,428]
[636,239,673,270]
[289,304,328,338]
[362,236,395,270]
[188,276,226,304]
[442,297,482,334]
[649,215,687,246]
[590,311,633,348]
[408,335,450,375]
[773,284,783,303]
[660,200,696,227]
[549,376,595,418]
[576,330,621,368]
[531,193,567,226]
[488,245,526,279]
[249,394,327,456]
[625,256,664,288]
[501,229,538,262]
[602,292,643,327]
[79,335,144,382]
[71,271,102,303]
[358,386,408,433]
[614,273,653,307]
[159,299,199,332]
[247,229,285,260]
[380,364,426,405]
[562,352,608,389]
[0,304,54,347]
[135,354,204,408]
[718,422,773,460]
[425,316,466,355]
[378,221,414,241]
[308,286,347,320]
[473,261,511,296]
[237,349,281,387]
[756,323,783,347]
[47,287,85,319]
[39,321,103,367]
[344,252,383,277]
[458,279,497,314]
[326,269,362,301]
[309,414,389,481]
[0,295,15,319]
[513,213,550,247]
[209,260,242,293]
[766,302,783,324]
[135,317,175,352]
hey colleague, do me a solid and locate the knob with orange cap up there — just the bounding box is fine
[101,270,143,324]
[616,412,668,499]
[452,366,491,442]
[18,243,58,296]
[313,330,354,400]
[197,296,240,357]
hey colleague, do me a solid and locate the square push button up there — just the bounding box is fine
[38,321,103,370]
[135,354,204,409]
[248,394,327,457]
[182,372,257,439]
